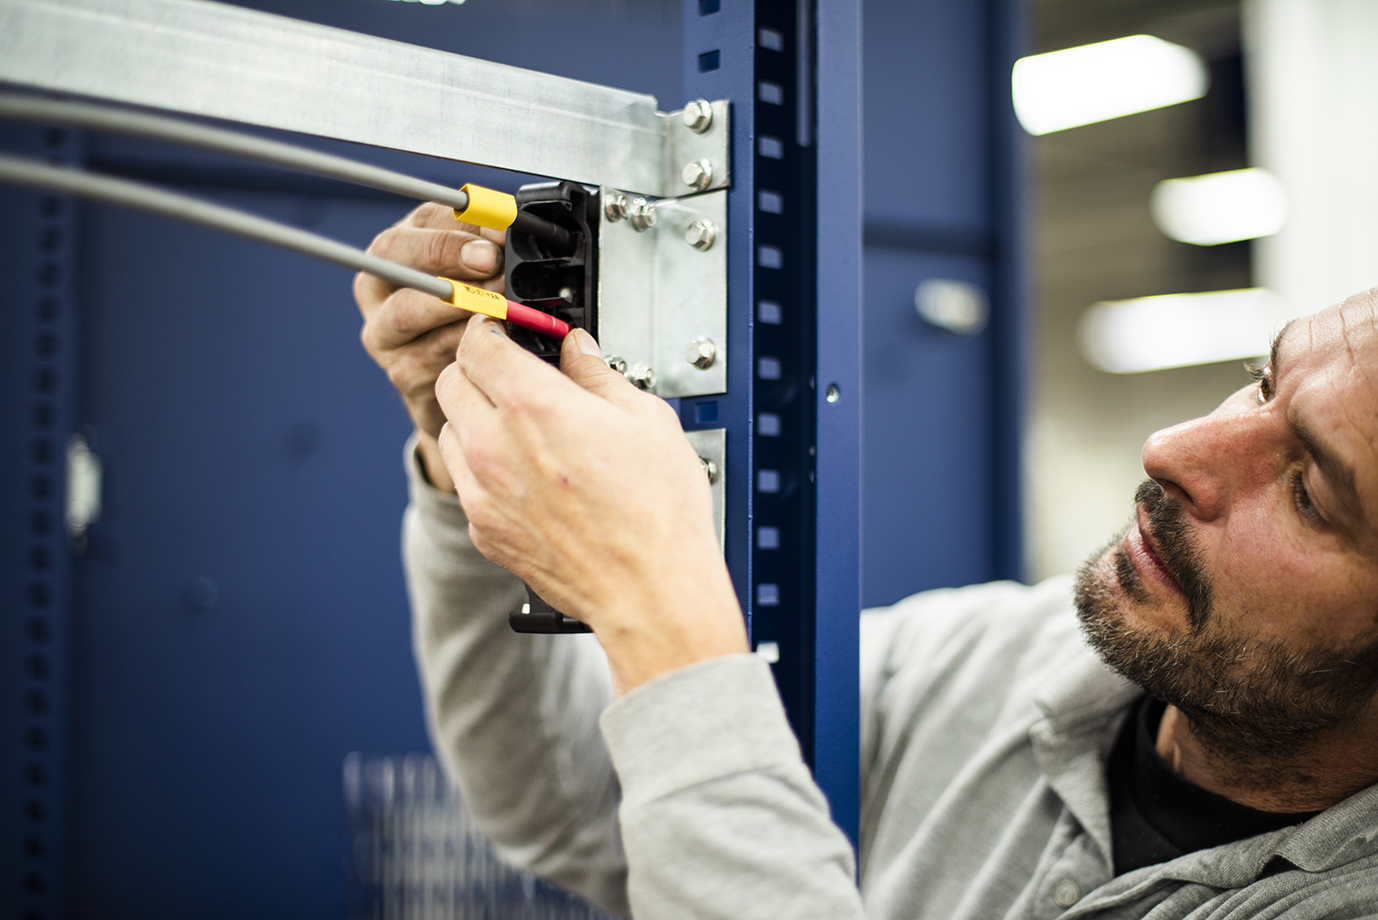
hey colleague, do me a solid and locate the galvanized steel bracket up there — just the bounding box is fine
[0,0,730,199]
[597,187,727,399]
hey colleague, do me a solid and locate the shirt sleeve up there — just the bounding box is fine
[401,436,631,917]
[600,654,866,920]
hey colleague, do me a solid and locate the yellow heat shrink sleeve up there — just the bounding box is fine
[438,278,509,320]
[453,184,519,230]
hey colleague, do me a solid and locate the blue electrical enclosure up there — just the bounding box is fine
[0,1,1024,916]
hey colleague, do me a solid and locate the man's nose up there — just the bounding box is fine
[1141,412,1266,522]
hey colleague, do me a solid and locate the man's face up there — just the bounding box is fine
[1075,292,1378,761]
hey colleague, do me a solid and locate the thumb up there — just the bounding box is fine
[561,329,644,405]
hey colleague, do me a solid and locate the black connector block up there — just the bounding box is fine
[504,182,599,635]
[503,181,599,362]
[509,589,593,634]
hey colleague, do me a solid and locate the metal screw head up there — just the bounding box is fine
[604,355,628,374]
[629,197,657,232]
[685,336,717,369]
[558,286,575,302]
[699,455,719,483]
[627,363,657,390]
[682,99,714,133]
[685,219,717,251]
[681,159,713,191]
[604,191,629,222]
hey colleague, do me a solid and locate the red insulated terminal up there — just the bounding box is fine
[506,302,571,339]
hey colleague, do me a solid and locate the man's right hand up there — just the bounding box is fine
[354,201,506,490]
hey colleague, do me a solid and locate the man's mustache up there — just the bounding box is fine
[1135,480,1214,629]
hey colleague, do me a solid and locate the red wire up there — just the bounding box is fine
[505,302,572,339]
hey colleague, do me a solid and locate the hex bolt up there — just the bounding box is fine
[681,99,714,133]
[629,197,657,232]
[699,456,719,484]
[685,219,717,251]
[685,336,717,369]
[681,159,713,191]
[627,363,657,390]
[604,191,629,222]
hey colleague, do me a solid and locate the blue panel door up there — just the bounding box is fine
[860,0,1026,607]
[67,192,423,917]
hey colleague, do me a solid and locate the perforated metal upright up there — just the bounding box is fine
[680,0,862,844]
[0,123,81,920]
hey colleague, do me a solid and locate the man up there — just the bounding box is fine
[355,202,1378,919]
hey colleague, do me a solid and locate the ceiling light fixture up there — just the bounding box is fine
[1079,288,1292,374]
[1151,167,1288,246]
[1012,35,1209,136]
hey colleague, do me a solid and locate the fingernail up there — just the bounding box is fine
[573,328,601,357]
[461,239,501,273]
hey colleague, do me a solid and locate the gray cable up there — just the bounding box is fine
[0,153,454,300]
[0,93,470,212]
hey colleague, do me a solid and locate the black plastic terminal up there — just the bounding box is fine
[503,181,599,362]
[509,589,593,634]
[511,209,573,251]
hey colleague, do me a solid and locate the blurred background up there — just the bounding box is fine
[1025,0,1378,579]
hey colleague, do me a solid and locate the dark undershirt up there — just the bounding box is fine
[1107,696,1320,875]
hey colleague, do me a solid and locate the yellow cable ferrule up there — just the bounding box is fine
[438,277,509,320]
[453,183,518,230]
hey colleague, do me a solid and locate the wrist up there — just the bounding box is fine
[414,430,456,493]
[596,564,748,696]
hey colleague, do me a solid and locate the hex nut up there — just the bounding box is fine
[685,219,716,251]
[629,197,657,232]
[604,355,628,374]
[627,363,657,390]
[681,159,713,191]
[686,336,717,369]
[681,99,714,133]
[604,191,629,222]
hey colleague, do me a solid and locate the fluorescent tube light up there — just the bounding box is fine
[1012,35,1209,135]
[1151,168,1288,246]
[1079,288,1292,373]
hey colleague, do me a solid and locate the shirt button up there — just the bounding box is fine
[1052,878,1082,908]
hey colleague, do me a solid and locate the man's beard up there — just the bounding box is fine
[1074,480,1378,774]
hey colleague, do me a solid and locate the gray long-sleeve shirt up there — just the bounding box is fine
[401,443,1378,919]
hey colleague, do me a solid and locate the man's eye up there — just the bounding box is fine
[1247,363,1274,402]
[1291,469,1323,525]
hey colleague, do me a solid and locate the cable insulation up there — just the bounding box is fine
[0,94,472,212]
[0,95,574,245]
[0,154,571,338]
[0,153,456,300]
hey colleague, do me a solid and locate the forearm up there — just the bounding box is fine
[601,656,865,920]
[402,437,629,915]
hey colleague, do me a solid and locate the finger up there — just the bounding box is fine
[559,329,646,409]
[436,366,518,528]
[455,316,573,411]
[436,355,498,423]
[374,322,468,437]
[363,287,468,351]
[407,200,508,244]
[368,225,504,281]
[436,420,484,505]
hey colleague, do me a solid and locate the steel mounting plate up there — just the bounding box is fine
[597,188,728,398]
